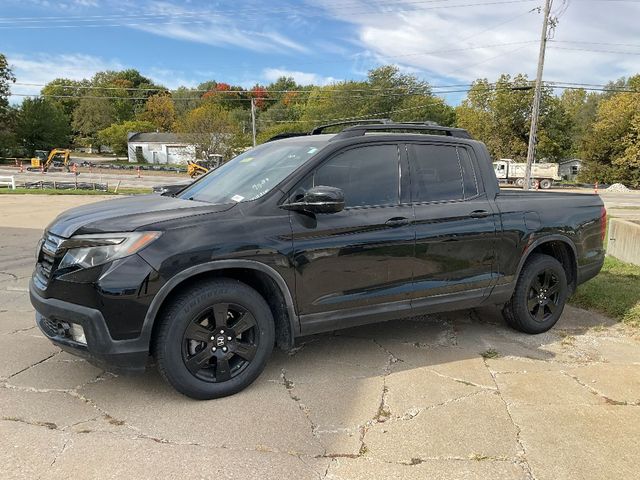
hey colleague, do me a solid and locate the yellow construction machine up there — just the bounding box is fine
[187,154,223,178]
[29,149,72,172]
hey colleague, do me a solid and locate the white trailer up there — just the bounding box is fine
[493,159,561,189]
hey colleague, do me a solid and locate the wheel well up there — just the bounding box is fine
[527,240,577,292]
[150,268,294,354]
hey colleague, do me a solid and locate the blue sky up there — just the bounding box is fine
[3,0,640,104]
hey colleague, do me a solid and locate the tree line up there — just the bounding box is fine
[0,53,638,186]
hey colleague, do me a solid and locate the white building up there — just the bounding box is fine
[127,132,196,165]
[558,159,584,181]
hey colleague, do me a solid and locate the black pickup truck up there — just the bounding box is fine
[30,121,606,399]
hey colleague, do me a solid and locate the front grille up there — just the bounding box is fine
[36,232,65,283]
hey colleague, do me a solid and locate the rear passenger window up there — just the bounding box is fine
[410,144,463,203]
[458,147,479,198]
[410,144,479,202]
[312,144,399,207]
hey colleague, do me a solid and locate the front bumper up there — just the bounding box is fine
[30,281,149,373]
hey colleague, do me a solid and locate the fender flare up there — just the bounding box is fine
[515,234,578,282]
[138,259,299,348]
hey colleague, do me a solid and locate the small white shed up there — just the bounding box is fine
[558,159,584,181]
[127,132,196,165]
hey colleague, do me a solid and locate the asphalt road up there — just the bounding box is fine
[1,196,639,479]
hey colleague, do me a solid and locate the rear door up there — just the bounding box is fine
[408,142,498,306]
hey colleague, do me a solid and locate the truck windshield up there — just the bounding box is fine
[177,139,327,204]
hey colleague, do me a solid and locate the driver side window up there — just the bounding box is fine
[305,144,400,208]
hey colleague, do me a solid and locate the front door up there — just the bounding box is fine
[289,143,415,334]
[407,142,497,308]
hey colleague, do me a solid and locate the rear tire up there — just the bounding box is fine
[539,179,553,189]
[515,178,525,187]
[502,254,568,334]
[155,278,274,399]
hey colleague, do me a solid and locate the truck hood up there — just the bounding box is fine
[46,195,234,238]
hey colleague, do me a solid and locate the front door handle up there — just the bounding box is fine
[385,217,410,227]
[469,210,490,219]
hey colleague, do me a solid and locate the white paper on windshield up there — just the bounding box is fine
[231,195,245,202]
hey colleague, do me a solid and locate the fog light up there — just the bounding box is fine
[69,324,87,344]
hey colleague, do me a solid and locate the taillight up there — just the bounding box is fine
[600,206,607,243]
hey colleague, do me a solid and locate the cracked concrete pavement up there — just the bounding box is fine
[1,196,639,479]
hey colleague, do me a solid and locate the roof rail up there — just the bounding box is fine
[309,118,392,135]
[332,123,473,140]
[265,132,308,142]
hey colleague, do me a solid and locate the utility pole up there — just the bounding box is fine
[523,0,553,190]
[250,97,257,147]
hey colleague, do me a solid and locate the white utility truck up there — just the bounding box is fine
[493,159,560,189]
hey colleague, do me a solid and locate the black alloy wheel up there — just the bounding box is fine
[156,278,275,399]
[526,268,561,323]
[502,254,568,334]
[182,303,259,382]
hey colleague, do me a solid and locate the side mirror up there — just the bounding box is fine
[281,185,345,214]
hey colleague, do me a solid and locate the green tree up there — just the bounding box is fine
[41,78,88,117]
[91,70,165,122]
[0,53,17,155]
[172,87,203,117]
[15,98,71,154]
[175,103,242,159]
[559,88,600,157]
[139,93,176,131]
[456,74,571,161]
[97,120,155,156]
[580,75,640,187]
[72,97,116,148]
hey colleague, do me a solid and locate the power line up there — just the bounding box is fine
[11,83,639,102]
[548,46,640,55]
[0,1,540,28]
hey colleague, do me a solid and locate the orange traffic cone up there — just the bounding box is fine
[19,162,23,173]
[137,166,141,178]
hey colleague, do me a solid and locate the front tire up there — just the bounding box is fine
[155,278,274,399]
[502,254,568,334]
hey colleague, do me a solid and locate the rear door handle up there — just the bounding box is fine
[469,210,490,219]
[385,217,410,227]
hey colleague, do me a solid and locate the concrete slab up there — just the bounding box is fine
[566,364,640,404]
[0,310,36,335]
[386,344,497,389]
[365,392,519,462]
[1,420,67,480]
[0,333,60,379]
[79,370,324,456]
[0,388,99,429]
[326,457,527,480]
[591,336,640,364]
[385,366,484,416]
[48,432,330,480]
[8,354,103,391]
[511,405,640,480]
[494,371,604,405]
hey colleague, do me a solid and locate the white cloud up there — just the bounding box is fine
[262,67,339,86]
[312,0,640,85]
[130,1,309,54]
[7,53,124,99]
[7,53,198,101]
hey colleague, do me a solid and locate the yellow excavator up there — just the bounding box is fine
[187,154,223,178]
[29,149,72,172]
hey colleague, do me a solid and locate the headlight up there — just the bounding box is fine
[58,232,161,270]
